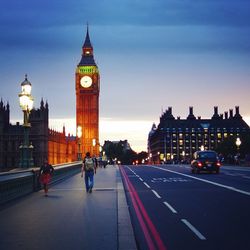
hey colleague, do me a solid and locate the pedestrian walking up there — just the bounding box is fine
[81,152,97,193]
[39,159,54,196]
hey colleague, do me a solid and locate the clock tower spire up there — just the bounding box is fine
[76,25,100,157]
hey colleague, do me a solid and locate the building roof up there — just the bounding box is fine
[83,25,92,48]
[78,26,97,67]
[78,56,96,66]
[151,106,250,134]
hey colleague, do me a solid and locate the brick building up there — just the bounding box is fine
[148,106,250,163]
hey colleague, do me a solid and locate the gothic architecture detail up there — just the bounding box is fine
[0,98,77,170]
[76,26,100,156]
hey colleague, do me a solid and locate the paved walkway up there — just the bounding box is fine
[0,165,137,250]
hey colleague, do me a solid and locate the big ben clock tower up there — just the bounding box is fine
[76,26,100,156]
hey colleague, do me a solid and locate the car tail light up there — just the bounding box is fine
[216,162,221,167]
[197,162,202,167]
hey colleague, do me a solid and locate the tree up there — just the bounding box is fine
[102,140,147,165]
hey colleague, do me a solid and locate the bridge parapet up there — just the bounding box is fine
[0,162,82,205]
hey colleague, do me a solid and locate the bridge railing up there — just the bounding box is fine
[0,162,82,205]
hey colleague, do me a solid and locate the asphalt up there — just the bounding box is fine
[0,165,137,250]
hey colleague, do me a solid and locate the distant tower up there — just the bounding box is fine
[75,25,100,156]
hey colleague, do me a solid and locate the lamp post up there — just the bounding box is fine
[182,150,185,164]
[148,153,152,164]
[235,137,241,165]
[19,74,34,168]
[77,126,82,161]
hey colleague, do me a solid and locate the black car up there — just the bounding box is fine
[191,150,221,174]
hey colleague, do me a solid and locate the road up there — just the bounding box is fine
[120,164,250,250]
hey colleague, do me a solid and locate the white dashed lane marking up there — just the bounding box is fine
[163,201,178,214]
[181,219,206,240]
[125,166,206,241]
[152,190,161,199]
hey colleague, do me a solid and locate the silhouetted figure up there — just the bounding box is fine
[39,159,54,196]
[81,152,97,193]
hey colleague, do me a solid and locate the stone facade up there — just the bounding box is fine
[0,99,77,170]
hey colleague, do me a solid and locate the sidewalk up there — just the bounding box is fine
[0,165,137,250]
[86,164,137,250]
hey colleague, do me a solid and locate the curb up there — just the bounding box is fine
[116,165,137,250]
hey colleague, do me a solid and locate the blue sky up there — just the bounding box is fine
[1,0,250,152]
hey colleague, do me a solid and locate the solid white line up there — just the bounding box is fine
[139,177,143,181]
[143,182,151,188]
[152,166,250,196]
[152,190,161,198]
[181,219,206,240]
[163,201,178,214]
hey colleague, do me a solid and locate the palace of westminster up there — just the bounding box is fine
[0,28,250,169]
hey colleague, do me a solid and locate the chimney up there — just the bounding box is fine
[229,109,233,118]
[234,106,242,119]
[168,106,172,115]
[187,106,196,120]
[235,106,239,115]
[189,106,193,115]
[224,112,228,119]
[220,114,223,119]
[212,106,220,119]
[214,106,218,115]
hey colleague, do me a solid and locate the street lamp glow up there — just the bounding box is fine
[77,126,82,138]
[236,137,241,148]
[200,145,205,151]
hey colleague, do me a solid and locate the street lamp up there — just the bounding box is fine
[77,126,82,161]
[236,137,241,151]
[235,137,241,165]
[19,74,34,168]
[182,150,185,163]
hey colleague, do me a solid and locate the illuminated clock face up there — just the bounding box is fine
[80,76,92,88]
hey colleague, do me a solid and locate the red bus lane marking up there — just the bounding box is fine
[120,167,156,250]
[121,166,167,250]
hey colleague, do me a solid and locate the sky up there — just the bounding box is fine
[0,0,250,152]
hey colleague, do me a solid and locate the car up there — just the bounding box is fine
[191,150,221,174]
